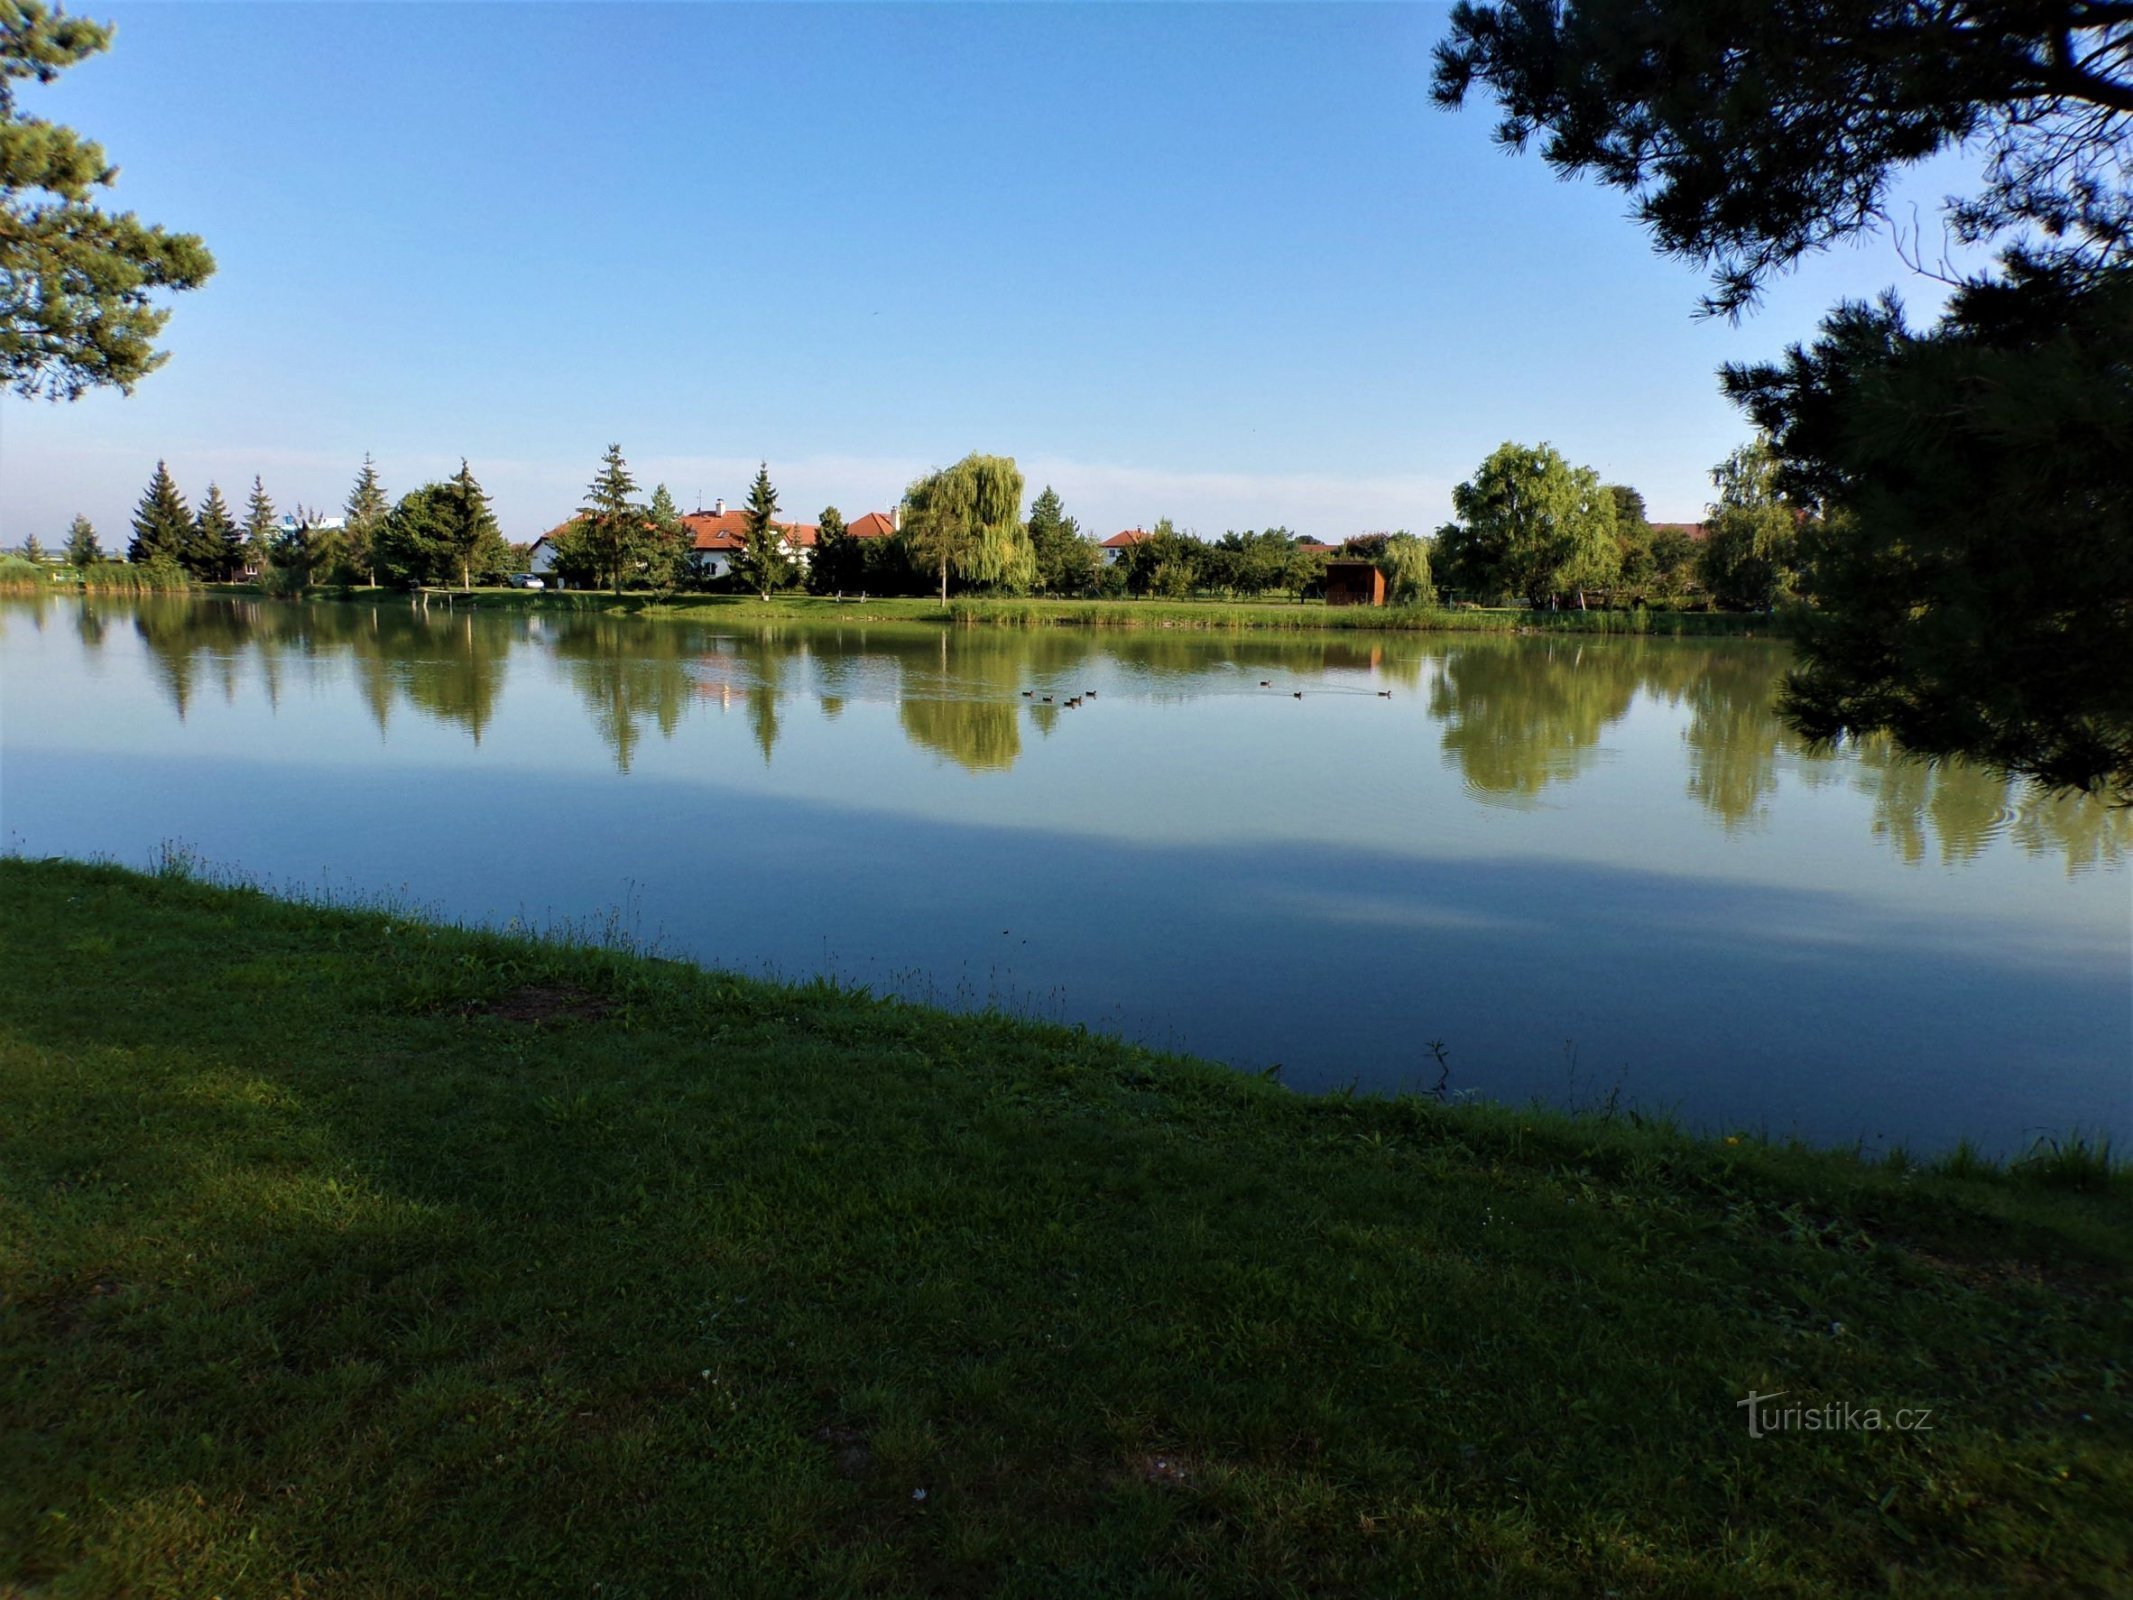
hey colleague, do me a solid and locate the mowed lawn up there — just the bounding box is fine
[1,858,2126,1597]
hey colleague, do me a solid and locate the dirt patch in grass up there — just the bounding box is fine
[472,985,612,1025]
[811,1424,873,1478]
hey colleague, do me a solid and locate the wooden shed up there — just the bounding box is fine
[1324,560,1387,607]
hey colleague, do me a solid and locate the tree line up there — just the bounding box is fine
[107,456,508,593]
[32,436,1800,615]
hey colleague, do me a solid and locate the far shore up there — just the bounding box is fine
[156,582,1789,638]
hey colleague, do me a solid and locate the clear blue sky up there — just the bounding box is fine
[2,2,1975,545]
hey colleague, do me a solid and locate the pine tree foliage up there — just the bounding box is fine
[241,476,276,574]
[646,483,688,591]
[1026,485,1097,596]
[0,0,215,399]
[343,454,389,586]
[446,460,501,591]
[191,481,240,580]
[576,443,647,595]
[737,462,794,599]
[375,475,508,591]
[1435,0,2133,794]
[127,459,189,567]
[809,505,854,595]
[61,510,96,567]
[1432,0,2133,318]
[1727,266,2133,798]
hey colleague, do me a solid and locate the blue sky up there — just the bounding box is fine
[3,2,1978,545]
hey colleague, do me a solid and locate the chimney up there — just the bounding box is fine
[891,503,902,533]
[714,497,726,516]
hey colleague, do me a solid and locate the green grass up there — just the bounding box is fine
[2,857,2125,1597]
[263,585,1780,637]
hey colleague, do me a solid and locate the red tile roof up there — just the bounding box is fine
[844,511,897,540]
[1649,521,1708,542]
[1101,528,1150,549]
[1295,541,1338,555]
[684,510,819,551]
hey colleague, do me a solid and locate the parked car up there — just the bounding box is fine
[507,574,545,590]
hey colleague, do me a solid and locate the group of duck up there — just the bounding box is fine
[1015,684,1394,706]
[1257,681,1394,699]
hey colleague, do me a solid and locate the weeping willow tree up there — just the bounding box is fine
[899,454,1032,603]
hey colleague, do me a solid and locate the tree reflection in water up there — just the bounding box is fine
[30,593,2125,868]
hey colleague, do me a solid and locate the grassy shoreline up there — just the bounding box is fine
[176,582,1786,638]
[2,857,2124,1596]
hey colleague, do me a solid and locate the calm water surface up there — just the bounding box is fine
[3,594,2126,1153]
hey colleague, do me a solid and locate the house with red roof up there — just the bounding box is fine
[1100,529,1150,566]
[686,497,907,580]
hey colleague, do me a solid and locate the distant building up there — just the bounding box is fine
[1100,529,1150,565]
[1323,559,1387,606]
[1649,521,1708,543]
[525,498,902,583]
[685,498,906,579]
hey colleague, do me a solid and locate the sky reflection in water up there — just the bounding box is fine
[4,594,2125,1154]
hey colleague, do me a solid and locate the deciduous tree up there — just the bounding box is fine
[376,473,507,591]
[899,454,1030,603]
[0,1,215,399]
[1697,439,1801,611]
[1440,442,1618,606]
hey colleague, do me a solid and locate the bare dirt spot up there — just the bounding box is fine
[471,985,612,1025]
[810,1424,873,1478]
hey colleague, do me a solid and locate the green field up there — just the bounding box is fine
[1,858,2123,1596]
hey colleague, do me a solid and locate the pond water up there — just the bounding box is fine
[3,593,2126,1154]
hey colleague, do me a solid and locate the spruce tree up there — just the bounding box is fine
[736,462,792,599]
[646,482,687,590]
[241,477,277,576]
[191,482,240,579]
[127,460,191,566]
[63,514,101,569]
[809,505,850,595]
[343,454,389,586]
[1026,485,1095,596]
[575,443,645,594]
[446,460,503,590]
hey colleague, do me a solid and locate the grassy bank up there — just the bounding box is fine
[2,858,2124,1597]
[250,583,1782,638]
